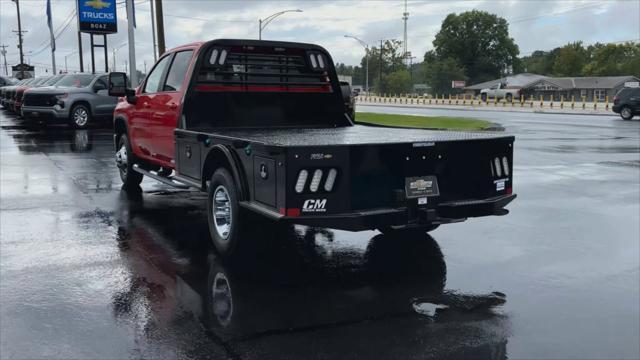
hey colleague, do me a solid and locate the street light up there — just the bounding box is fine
[259,9,303,40]
[111,42,128,72]
[344,35,369,93]
[65,51,78,73]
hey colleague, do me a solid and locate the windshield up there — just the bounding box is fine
[42,75,65,86]
[55,74,95,88]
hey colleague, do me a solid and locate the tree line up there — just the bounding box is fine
[336,10,640,95]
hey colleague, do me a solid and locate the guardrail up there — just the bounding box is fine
[356,94,612,112]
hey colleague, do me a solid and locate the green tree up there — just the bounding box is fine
[379,70,412,94]
[552,42,587,76]
[581,42,640,77]
[361,40,406,92]
[431,10,519,84]
[423,57,467,95]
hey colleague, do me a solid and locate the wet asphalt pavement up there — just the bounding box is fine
[1,107,639,359]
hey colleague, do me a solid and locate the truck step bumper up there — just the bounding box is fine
[244,194,517,231]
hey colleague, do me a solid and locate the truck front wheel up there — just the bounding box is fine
[116,134,143,189]
[207,168,240,257]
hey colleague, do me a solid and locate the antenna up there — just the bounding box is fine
[402,0,409,67]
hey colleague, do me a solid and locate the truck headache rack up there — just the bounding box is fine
[195,45,333,93]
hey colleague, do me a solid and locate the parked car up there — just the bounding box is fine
[0,76,18,87]
[1,79,28,108]
[612,87,640,120]
[12,77,51,113]
[108,39,516,258]
[2,78,34,111]
[22,73,117,128]
[339,81,356,121]
[480,82,520,102]
[16,75,67,116]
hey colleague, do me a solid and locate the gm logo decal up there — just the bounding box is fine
[302,199,327,212]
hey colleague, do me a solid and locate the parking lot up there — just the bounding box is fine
[1,108,638,359]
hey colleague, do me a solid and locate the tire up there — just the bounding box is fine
[620,106,634,120]
[69,103,91,128]
[505,93,513,103]
[207,168,241,257]
[116,134,143,189]
[481,93,487,102]
[377,223,440,235]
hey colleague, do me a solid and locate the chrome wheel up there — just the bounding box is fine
[211,272,233,327]
[213,185,232,241]
[73,107,88,127]
[115,143,128,174]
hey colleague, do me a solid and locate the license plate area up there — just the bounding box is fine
[405,176,439,198]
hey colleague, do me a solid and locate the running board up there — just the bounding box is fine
[132,164,190,189]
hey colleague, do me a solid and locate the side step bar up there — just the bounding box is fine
[132,164,190,189]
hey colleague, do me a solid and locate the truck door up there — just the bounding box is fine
[148,49,194,166]
[129,54,173,160]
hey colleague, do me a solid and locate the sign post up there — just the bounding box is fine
[77,0,118,73]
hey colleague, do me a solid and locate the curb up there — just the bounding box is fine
[357,102,614,117]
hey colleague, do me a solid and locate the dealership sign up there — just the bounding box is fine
[78,0,117,33]
[451,80,466,88]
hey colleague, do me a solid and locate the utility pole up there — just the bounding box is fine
[155,0,165,55]
[76,0,84,72]
[12,0,26,78]
[0,45,8,75]
[149,0,157,61]
[126,0,137,86]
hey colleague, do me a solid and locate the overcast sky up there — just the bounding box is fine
[0,0,638,76]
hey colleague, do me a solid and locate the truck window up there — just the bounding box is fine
[143,54,172,94]
[164,50,193,92]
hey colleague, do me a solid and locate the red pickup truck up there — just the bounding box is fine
[108,39,516,257]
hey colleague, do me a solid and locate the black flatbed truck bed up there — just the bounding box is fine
[184,125,513,147]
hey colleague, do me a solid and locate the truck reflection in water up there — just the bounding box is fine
[113,189,509,359]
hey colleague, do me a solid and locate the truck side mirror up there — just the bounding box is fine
[108,72,128,97]
[109,72,136,104]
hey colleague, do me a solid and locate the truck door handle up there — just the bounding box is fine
[143,102,150,108]
[169,102,177,110]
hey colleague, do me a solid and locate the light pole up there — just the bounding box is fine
[259,9,302,40]
[64,51,78,73]
[344,35,369,93]
[111,42,128,72]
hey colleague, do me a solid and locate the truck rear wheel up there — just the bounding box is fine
[207,168,240,257]
[116,134,143,189]
[620,106,633,120]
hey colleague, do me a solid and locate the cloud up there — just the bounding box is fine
[1,0,638,76]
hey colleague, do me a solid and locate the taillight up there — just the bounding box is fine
[294,168,339,193]
[493,158,502,177]
[295,170,308,193]
[502,156,510,176]
[324,168,337,191]
[309,169,323,192]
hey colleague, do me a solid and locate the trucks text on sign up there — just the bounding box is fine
[77,0,117,34]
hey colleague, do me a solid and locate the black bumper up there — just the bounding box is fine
[243,194,517,231]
